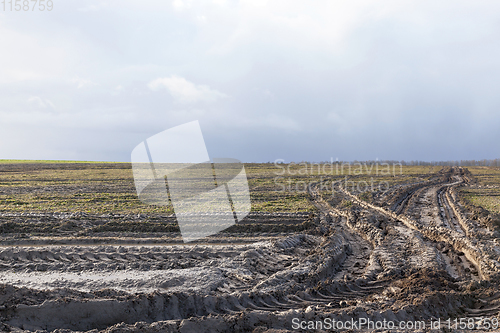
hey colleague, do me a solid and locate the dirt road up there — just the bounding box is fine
[1,167,499,332]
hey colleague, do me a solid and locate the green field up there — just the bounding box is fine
[0,161,461,215]
[460,166,500,215]
[0,159,121,164]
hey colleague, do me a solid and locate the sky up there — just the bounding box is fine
[1,0,500,163]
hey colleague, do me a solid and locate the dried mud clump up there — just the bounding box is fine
[394,269,459,296]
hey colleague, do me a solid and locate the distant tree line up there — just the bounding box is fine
[356,159,500,167]
[398,159,500,167]
[269,159,500,167]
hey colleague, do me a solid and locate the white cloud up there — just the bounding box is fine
[71,77,99,89]
[172,0,192,11]
[27,96,55,109]
[148,76,227,103]
[0,24,71,83]
[196,15,207,23]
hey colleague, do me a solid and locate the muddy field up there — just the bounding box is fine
[1,164,500,332]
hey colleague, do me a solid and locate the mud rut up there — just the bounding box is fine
[1,167,500,332]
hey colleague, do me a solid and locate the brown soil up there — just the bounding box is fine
[1,167,499,332]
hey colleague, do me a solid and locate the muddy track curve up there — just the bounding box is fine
[321,167,500,317]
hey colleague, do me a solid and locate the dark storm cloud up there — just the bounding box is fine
[1,0,500,162]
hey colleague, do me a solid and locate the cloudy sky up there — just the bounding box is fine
[1,0,500,162]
